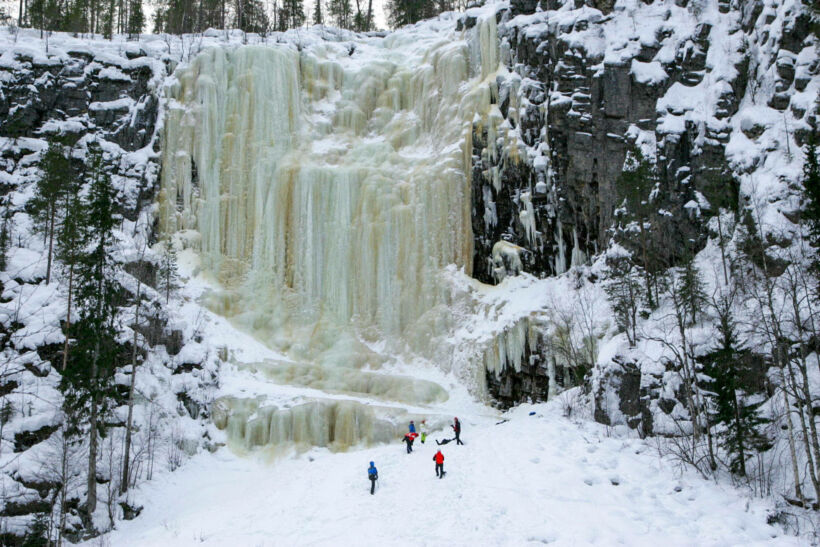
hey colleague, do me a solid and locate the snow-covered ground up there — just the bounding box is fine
[97,398,794,547]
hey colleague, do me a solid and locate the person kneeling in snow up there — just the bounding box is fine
[402,433,415,453]
[433,450,445,478]
[368,461,378,495]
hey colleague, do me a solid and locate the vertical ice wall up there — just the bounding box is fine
[160,19,504,352]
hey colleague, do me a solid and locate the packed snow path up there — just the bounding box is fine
[98,401,793,546]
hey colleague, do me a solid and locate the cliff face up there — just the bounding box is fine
[471,0,817,421]
[471,0,815,281]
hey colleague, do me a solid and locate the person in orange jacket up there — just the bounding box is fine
[433,449,445,478]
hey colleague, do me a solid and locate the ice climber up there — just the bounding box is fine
[452,417,463,445]
[403,432,415,453]
[409,420,416,434]
[368,461,378,495]
[433,450,445,478]
[420,419,428,444]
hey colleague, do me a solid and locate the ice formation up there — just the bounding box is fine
[160,15,511,452]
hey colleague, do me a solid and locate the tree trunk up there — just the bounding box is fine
[86,391,98,515]
[62,264,73,371]
[782,383,805,504]
[121,281,141,494]
[731,389,745,476]
[639,217,653,308]
[46,205,55,284]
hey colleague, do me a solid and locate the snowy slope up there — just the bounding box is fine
[95,398,794,547]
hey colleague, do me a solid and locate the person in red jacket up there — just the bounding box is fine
[433,449,445,478]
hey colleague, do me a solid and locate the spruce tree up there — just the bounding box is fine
[676,253,706,326]
[312,0,324,25]
[281,0,305,28]
[327,0,351,28]
[29,140,71,285]
[802,131,820,283]
[615,145,658,309]
[157,240,180,305]
[127,0,144,38]
[700,301,770,476]
[604,252,643,347]
[59,142,121,517]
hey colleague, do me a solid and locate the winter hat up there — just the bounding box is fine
[370,461,374,466]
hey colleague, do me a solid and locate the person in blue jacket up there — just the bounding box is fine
[409,420,416,434]
[368,461,378,495]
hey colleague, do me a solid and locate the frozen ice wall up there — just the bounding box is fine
[159,15,508,452]
[160,18,504,348]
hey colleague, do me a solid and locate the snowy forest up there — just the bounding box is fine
[0,0,819,544]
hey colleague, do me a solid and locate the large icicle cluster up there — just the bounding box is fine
[160,18,506,343]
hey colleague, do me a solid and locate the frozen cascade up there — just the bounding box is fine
[160,15,518,453]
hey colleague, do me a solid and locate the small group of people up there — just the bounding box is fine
[368,417,463,494]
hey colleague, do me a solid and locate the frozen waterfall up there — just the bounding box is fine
[159,15,523,453]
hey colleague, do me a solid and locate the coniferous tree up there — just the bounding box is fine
[604,252,643,347]
[157,240,180,305]
[280,0,305,28]
[802,131,820,278]
[57,184,87,373]
[615,145,659,309]
[126,0,144,37]
[21,512,49,547]
[60,142,121,517]
[235,0,269,32]
[312,0,323,25]
[29,140,71,285]
[700,300,770,476]
[327,0,351,28]
[676,252,706,327]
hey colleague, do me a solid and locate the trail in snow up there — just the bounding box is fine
[97,400,793,547]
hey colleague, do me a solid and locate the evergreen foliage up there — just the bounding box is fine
[615,145,659,308]
[604,252,643,347]
[280,0,305,29]
[157,240,180,305]
[802,130,820,251]
[58,142,122,515]
[28,140,71,284]
[700,302,770,476]
[127,0,144,38]
[328,0,352,28]
[386,0,437,28]
[313,0,324,25]
[21,513,50,547]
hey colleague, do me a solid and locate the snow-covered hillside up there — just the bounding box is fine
[0,0,818,543]
[97,399,797,547]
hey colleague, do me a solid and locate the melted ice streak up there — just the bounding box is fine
[160,15,513,452]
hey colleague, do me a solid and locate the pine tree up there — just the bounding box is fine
[157,240,180,305]
[312,0,324,25]
[700,300,770,476]
[29,140,71,285]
